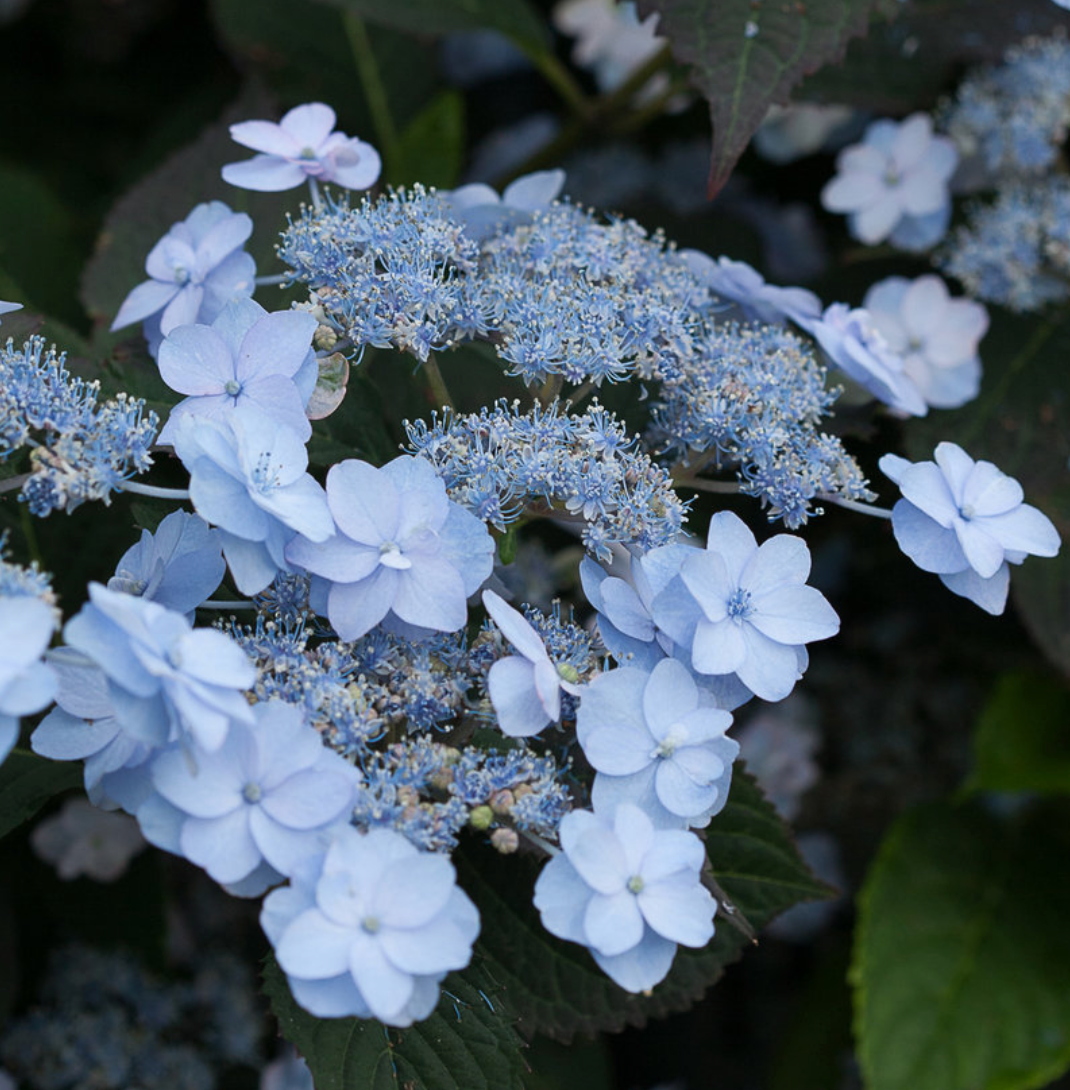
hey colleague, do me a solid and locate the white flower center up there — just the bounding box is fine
[361,915,381,934]
[378,541,413,570]
[652,724,689,760]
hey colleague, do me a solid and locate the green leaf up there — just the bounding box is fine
[902,306,1070,678]
[0,750,82,841]
[964,671,1070,797]
[311,0,549,53]
[394,92,466,190]
[262,955,527,1090]
[852,799,1070,1090]
[637,0,893,196]
[460,770,832,1041]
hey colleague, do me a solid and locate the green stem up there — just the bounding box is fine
[674,477,741,495]
[519,44,590,118]
[344,13,402,180]
[18,501,43,570]
[421,357,455,411]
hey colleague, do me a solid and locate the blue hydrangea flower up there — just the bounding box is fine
[481,589,582,738]
[157,299,318,444]
[0,596,58,764]
[863,275,987,411]
[650,512,839,702]
[261,825,480,1025]
[286,456,495,641]
[222,103,381,193]
[578,659,738,828]
[533,802,715,993]
[171,413,334,595]
[63,584,256,752]
[880,443,1061,614]
[151,701,360,892]
[110,201,255,354]
[107,510,225,616]
[820,114,957,250]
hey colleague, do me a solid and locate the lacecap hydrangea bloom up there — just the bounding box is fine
[286,455,495,641]
[262,825,480,1026]
[110,201,255,355]
[222,102,381,193]
[820,113,957,250]
[880,442,1060,614]
[533,802,715,992]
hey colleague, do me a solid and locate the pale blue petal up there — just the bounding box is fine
[584,891,644,956]
[891,500,967,574]
[277,909,355,978]
[327,568,398,640]
[748,585,839,645]
[182,809,261,883]
[690,617,746,675]
[349,934,415,1023]
[591,929,676,992]
[488,656,549,738]
[638,879,715,947]
[112,279,179,331]
[326,460,399,544]
[222,156,308,192]
[533,855,593,944]
[940,564,1009,615]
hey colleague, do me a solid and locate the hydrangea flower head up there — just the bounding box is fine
[650,512,839,702]
[533,802,715,992]
[0,595,58,764]
[261,825,480,1025]
[222,103,381,193]
[880,443,1061,614]
[286,455,494,641]
[110,201,255,352]
[482,589,582,737]
[821,113,957,250]
[151,701,360,892]
[157,299,318,444]
[578,658,739,828]
[864,275,987,410]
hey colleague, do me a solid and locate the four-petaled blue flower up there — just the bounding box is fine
[151,701,360,893]
[880,442,1061,614]
[262,825,480,1025]
[110,201,255,354]
[157,299,318,445]
[286,456,495,641]
[533,802,715,993]
[650,512,839,702]
[578,658,738,828]
[222,103,381,193]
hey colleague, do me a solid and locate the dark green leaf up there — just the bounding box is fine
[460,770,832,1041]
[852,799,1070,1090]
[393,92,466,190]
[637,0,893,196]
[0,750,83,841]
[964,671,1070,797]
[262,955,527,1090]
[311,0,549,53]
[902,305,1070,678]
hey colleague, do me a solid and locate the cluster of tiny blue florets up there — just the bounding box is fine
[648,322,871,527]
[0,336,158,515]
[407,399,690,560]
[936,33,1070,312]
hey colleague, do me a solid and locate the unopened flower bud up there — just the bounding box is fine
[469,805,494,831]
[490,828,519,854]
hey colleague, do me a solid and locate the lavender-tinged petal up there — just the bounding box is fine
[488,656,549,738]
[327,568,398,641]
[277,908,356,978]
[222,157,310,192]
[182,809,262,883]
[111,280,180,331]
[591,929,676,993]
[584,890,644,956]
